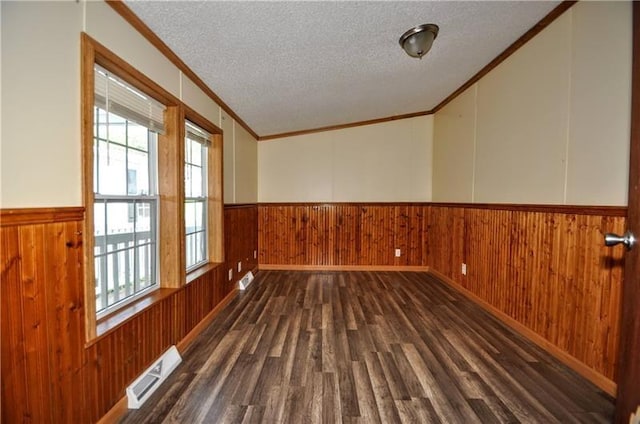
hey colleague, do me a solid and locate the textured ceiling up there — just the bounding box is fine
[124,1,561,137]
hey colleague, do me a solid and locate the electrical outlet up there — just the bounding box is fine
[228,269,233,281]
[461,263,467,275]
[395,248,401,257]
[254,250,257,259]
[237,261,242,273]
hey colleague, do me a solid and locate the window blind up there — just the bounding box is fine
[94,64,166,134]
[186,121,212,146]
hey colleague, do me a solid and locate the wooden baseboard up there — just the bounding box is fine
[97,288,240,424]
[258,264,429,272]
[96,396,128,424]
[428,269,617,397]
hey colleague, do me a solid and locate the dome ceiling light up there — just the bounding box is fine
[399,23,439,59]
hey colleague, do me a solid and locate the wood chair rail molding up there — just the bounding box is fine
[224,203,259,209]
[0,207,85,226]
[0,203,624,223]
[258,202,627,217]
[428,202,627,217]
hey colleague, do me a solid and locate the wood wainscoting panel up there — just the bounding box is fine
[224,204,258,287]
[424,205,466,279]
[427,205,626,388]
[258,202,625,392]
[0,203,622,418]
[258,203,429,268]
[1,219,87,423]
[84,262,231,422]
[1,206,255,423]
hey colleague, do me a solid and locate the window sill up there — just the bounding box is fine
[90,288,180,344]
[87,262,224,346]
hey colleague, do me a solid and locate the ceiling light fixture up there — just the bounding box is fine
[399,23,439,59]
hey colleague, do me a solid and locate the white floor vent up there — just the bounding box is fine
[126,345,182,409]
[238,271,255,290]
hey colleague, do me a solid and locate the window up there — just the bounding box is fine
[92,65,165,316]
[184,121,210,271]
[83,36,225,339]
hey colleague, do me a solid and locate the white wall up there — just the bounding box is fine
[221,110,235,203]
[234,122,258,203]
[258,116,433,202]
[2,2,83,208]
[182,75,221,126]
[220,110,258,204]
[2,1,630,208]
[0,4,3,204]
[565,1,632,205]
[432,85,477,203]
[433,1,631,206]
[0,0,257,208]
[259,132,334,202]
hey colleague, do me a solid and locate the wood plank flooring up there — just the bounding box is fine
[119,271,614,423]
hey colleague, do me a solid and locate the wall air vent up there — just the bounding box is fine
[238,271,255,290]
[126,345,182,409]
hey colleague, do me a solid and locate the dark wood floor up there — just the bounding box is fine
[120,271,614,423]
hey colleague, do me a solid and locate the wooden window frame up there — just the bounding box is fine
[184,105,224,271]
[81,34,223,341]
[184,125,209,272]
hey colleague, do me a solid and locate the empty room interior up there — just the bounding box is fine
[2,1,639,423]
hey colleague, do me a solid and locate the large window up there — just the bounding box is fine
[93,65,165,315]
[184,121,210,270]
[83,36,224,339]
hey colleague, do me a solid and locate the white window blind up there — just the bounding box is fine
[185,121,212,145]
[94,64,166,135]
